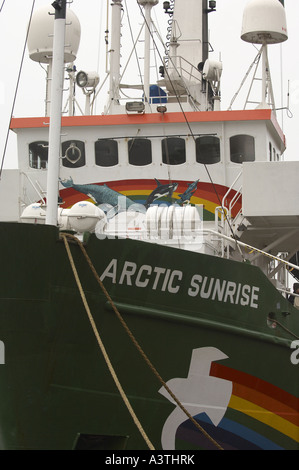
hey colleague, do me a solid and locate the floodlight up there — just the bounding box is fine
[76,71,99,89]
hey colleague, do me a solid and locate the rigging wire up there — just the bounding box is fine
[136,2,244,254]
[124,0,144,98]
[125,3,176,200]
[0,0,36,180]
[0,0,5,13]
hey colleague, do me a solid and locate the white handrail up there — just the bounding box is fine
[201,229,299,272]
[222,170,242,208]
[22,172,46,205]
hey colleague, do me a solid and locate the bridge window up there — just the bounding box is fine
[95,139,118,167]
[162,138,186,165]
[29,141,48,169]
[196,136,220,164]
[62,141,86,168]
[128,138,152,166]
[230,135,255,163]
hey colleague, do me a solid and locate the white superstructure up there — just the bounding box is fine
[0,0,298,294]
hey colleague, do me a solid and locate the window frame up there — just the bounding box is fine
[29,141,49,169]
[162,137,186,166]
[196,135,221,164]
[62,140,86,168]
[95,139,119,167]
[230,134,255,164]
[128,138,152,166]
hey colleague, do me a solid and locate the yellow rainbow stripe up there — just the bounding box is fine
[229,395,299,443]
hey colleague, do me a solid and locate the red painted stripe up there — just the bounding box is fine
[10,109,275,130]
[211,363,299,413]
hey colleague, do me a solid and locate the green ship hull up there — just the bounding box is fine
[0,222,298,450]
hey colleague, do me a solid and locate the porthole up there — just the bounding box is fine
[62,140,86,168]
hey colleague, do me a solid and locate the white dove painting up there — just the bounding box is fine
[159,347,233,450]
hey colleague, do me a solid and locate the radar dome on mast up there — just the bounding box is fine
[27,4,81,63]
[241,0,288,44]
[137,0,159,6]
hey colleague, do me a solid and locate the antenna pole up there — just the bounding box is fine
[108,0,123,111]
[143,2,153,108]
[202,0,209,63]
[46,0,66,226]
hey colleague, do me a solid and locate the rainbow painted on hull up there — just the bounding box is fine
[177,365,299,450]
[60,179,242,220]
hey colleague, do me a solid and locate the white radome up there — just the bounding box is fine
[241,0,288,44]
[137,0,159,6]
[28,4,81,63]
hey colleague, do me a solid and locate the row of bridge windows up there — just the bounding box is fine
[29,135,257,169]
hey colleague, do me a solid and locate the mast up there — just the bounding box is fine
[143,1,153,107]
[137,0,159,109]
[45,0,66,226]
[241,0,288,111]
[166,0,218,110]
[202,0,209,63]
[108,0,123,112]
[169,0,204,72]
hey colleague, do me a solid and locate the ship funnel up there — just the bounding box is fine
[241,0,287,44]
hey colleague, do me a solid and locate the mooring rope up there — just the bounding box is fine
[61,233,155,450]
[60,232,224,450]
